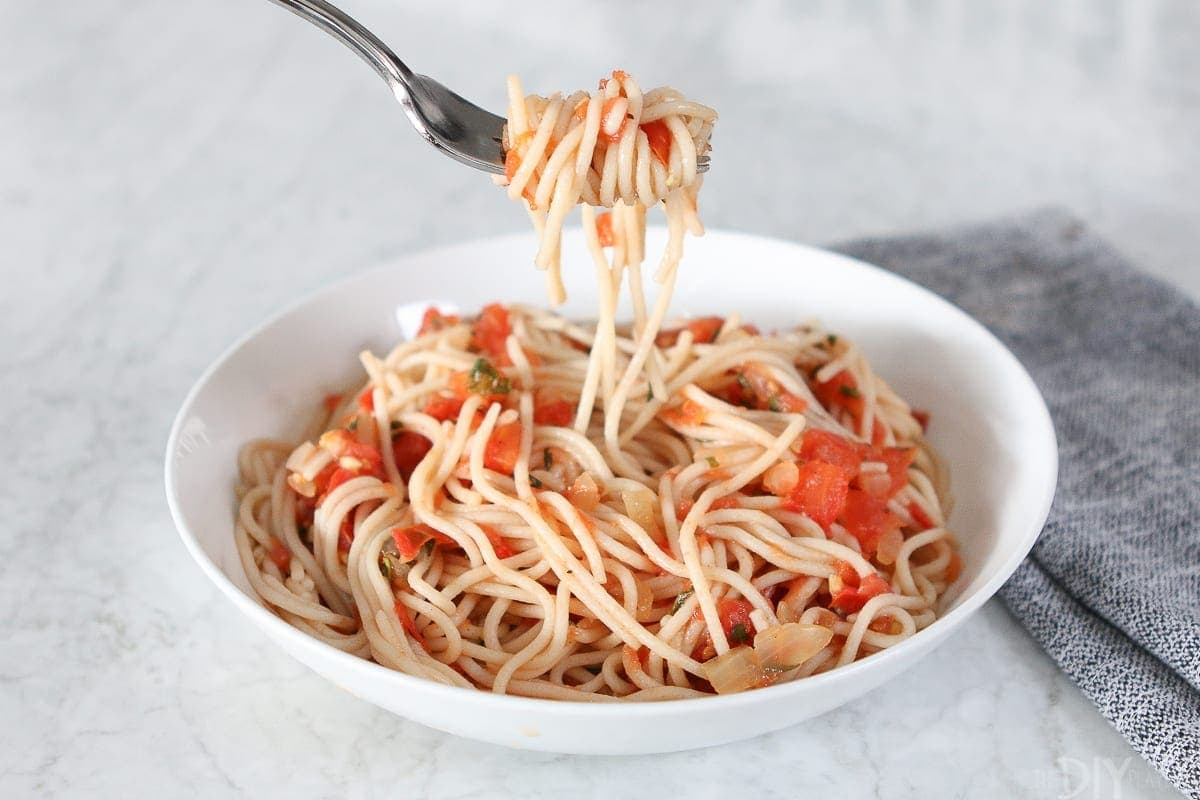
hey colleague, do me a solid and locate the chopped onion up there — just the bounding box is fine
[703,645,764,695]
[621,488,658,536]
[763,461,799,496]
[567,472,601,511]
[753,623,834,670]
[875,528,904,565]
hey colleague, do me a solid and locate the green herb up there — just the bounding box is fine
[390,420,402,432]
[467,357,511,396]
[418,538,437,560]
[705,456,719,469]
[768,395,783,412]
[543,448,553,470]
[839,385,861,399]
[379,553,394,580]
[646,386,654,402]
[730,623,750,645]
[347,418,358,430]
[826,334,838,346]
[736,373,752,392]
[529,475,543,488]
[671,589,694,614]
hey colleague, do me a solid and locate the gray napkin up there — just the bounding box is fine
[832,209,1200,798]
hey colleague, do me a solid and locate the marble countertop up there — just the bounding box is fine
[3,1,1195,797]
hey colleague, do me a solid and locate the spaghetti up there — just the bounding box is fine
[234,72,960,700]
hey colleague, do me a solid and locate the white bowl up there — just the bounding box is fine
[165,228,1057,755]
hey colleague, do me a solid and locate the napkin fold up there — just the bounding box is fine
[832,209,1200,798]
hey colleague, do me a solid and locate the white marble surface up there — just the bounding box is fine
[2,1,1196,797]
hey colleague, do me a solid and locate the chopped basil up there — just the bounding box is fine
[768,395,783,412]
[705,456,719,469]
[379,553,394,580]
[418,538,436,560]
[646,386,654,402]
[543,447,553,470]
[390,420,402,432]
[529,475,543,488]
[467,357,511,396]
[671,589,694,614]
[347,419,358,430]
[730,623,750,645]
[736,373,751,392]
[826,334,838,346]
[839,385,861,399]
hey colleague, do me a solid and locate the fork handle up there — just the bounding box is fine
[266,0,414,101]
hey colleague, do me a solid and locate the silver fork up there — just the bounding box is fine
[266,0,710,176]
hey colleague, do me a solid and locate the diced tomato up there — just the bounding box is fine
[600,96,630,141]
[945,551,963,583]
[418,306,461,336]
[392,431,432,481]
[481,525,514,559]
[322,467,358,500]
[640,120,673,166]
[320,429,384,474]
[912,409,930,432]
[338,515,354,554]
[829,562,891,614]
[266,535,291,573]
[534,393,575,426]
[483,422,522,474]
[322,393,343,412]
[783,461,851,529]
[503,148,520,183]
[871,418,888,446]
[424,394,465,422]
[798,429,863,476]
[660,399,708,428]
[687,316,724,344]
[711,496,741,510]
[907,502,934,530]
[470,303,512,366]
[717,598,757,644]
[595,211,615,247]
[840,489,903,555]
[357,387,375,412]
[611,68,629,83]
[675,497,693,521]
[392,524,437,561]
[814,370,865,417]
[394,600,427,650]
[877,446,917,497]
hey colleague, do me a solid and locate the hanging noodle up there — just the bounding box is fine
[234,72,960,700]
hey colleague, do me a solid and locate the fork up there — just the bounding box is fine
[266,0,710,176]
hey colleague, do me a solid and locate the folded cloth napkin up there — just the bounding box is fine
[833,209,1199,798]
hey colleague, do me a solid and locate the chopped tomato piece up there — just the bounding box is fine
[660,399,707,427]
[945,551,963,583]
[640,120,673,165]
[907,502,934,530]
[481,525,514,559]
[391,524,437,561]
[600,96,630,141]
[711,496,740,510]
[322,393,343,412]
[266,536,291,573]
[322,467,358,500]
[686,316,724,344]
[417,306,460,336]
[595,211,615,247]
[483,422,522,474]
[814,370,865,417]
[337,515,354,554]
[797,429,863,476]
[783,461,851,529]
[392,431,432,481]
[717,598,757,644]
[357,387,374,412]
[534,393,575,426]
[424,394,465,422]
[912,409,931,432]
[319,429,384,474]
[829,562,891,614]
[675,497,694,521]
[470,303,512,366]
[394,600,427,650]
[840,489,902,555]
[871,418,888,447]
[877,446,917,497]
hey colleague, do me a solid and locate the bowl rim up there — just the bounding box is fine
[164,226,1058,716]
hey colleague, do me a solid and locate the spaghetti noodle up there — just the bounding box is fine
[234,72,959,700]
